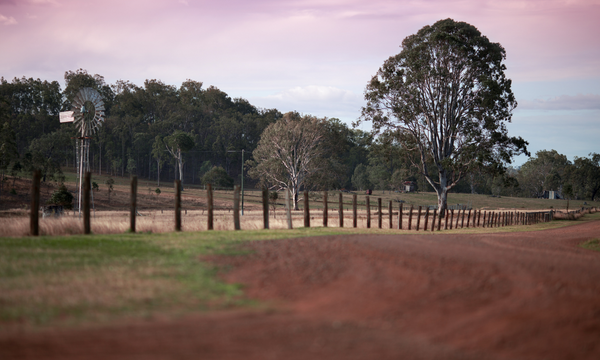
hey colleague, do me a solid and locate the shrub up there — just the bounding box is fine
[48,184,74,210]
[201,166,234,188]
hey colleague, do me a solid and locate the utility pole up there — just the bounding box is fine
[241,149,244,215]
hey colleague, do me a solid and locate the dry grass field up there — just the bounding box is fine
[0,172,597,237]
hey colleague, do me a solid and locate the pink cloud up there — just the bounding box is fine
[0,12,16,25]
[0,0,598,89]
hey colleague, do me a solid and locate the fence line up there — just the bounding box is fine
[26,178,598,235]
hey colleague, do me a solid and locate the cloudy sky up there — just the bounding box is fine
[1,0,599,165]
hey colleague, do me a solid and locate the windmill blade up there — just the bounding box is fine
[82,88,91,100]
[72,95,84,108]
[92,92,102,104]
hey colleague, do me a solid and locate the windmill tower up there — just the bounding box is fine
[60,87,105,214]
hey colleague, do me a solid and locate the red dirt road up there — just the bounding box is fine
[2,221,600,360]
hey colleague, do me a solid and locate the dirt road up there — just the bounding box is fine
[2,221,600,359]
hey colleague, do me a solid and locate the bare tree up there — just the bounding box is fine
[164,130,195,189]
[248,112,325,210]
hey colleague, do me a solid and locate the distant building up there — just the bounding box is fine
[541,190,562,199]
[403,181,416,193]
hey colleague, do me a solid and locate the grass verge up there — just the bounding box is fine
[580,239,600,252]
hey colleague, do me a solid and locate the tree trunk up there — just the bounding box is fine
[293,188,299,210]
[177,149,184,190]
[156,159,161,187]
[436,171,449,218]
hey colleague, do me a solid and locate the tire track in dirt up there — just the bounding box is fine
[215,220,600,359]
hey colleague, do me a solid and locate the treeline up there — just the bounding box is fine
[0,70,372,192]
[0,69,599,201]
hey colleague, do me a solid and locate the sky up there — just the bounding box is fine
[1,0,599,166]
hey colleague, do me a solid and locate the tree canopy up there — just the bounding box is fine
[360,18,528,215]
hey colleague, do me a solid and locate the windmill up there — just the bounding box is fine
[60,87,105,214]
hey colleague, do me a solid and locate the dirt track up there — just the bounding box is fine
[2,221,600,360]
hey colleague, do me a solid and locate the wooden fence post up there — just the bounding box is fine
[84,172,91,234]
[175,180,181,232]
[461,208,466,228]
[30,170,41,236]
[366,196,371,228]
[431,209,436,231]
[206,183,213,230]
[416,206,422,231]
[437,210,442,231]
[466,209,471,228]
[286,189,293,229]
[408,205,413,230]
[323,191,328,227]
[128,175,136,234]
[377,197,382,229]
[399,203,403,230]
[388,201,393,229]
[262,188,269,229]
[449,209,454,229]
[444,210,449,230]
[233,185,241,230]
[424,207,429,231]
[477,210,481,227]
[304,190,310,228]
[339,193,344,228]
[352,194,357,228]
[455,209,461,229]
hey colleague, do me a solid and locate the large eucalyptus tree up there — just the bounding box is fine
[360,19,528,216]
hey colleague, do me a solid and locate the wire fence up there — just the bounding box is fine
[23,172,598,236]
